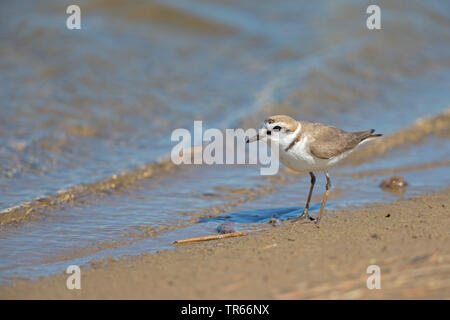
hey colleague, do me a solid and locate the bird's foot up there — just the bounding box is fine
[314,218,321,228]
[292,210,315,223]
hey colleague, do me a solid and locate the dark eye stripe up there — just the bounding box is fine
[273,125,282,131]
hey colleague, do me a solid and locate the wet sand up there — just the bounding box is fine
[1,188,449,299]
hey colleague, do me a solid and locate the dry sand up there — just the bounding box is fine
[1,188,449,299]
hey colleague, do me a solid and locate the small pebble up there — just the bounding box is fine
[269,217,282,226]
[216,222,235,234]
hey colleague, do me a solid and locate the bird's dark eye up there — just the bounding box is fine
[273,125,282,131]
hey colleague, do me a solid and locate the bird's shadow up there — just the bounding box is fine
[198,205,321,225]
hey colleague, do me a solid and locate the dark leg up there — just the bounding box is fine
[295,172,316,221]
[316,171,331,225]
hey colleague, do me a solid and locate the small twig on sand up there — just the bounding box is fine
[173,231,248,245]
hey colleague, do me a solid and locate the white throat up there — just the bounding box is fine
[282,123,302,149]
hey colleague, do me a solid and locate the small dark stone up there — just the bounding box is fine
[216,222,235,234]
[269,217,282,226]
[410,254,430,264]
[380,176,408,193]
[385,213,391,218]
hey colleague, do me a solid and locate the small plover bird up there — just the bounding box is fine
[246,115,382,224]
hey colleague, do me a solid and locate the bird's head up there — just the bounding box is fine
[246,115,300,148]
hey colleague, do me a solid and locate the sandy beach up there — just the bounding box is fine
[1,187,448,299]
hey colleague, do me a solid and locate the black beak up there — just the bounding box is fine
[246,134,259,143]
[246,129,268,143]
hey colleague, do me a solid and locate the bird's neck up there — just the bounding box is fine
[283,123,302,152]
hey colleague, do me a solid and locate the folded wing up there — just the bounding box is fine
[307,123,377,159]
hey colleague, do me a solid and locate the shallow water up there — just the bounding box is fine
[0,0,450,283]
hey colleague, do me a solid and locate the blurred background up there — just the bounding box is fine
[0,0,449,283]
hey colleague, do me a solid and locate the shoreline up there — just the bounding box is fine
[1,187,449,299]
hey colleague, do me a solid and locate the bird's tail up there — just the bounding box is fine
[360,129,383,142]
[367,129,383,139]
[353,129,383,146]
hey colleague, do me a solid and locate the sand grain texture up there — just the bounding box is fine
[1,189,449,299]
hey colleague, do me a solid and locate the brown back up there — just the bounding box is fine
[301,121,376,159]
